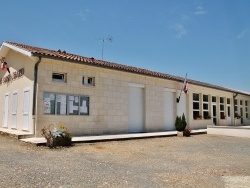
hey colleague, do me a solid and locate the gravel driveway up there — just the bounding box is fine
[0,134,250,188]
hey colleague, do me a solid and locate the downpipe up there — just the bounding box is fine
[32,56,42,135]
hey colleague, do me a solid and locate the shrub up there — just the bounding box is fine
[181,113,187,127]
[175,113,187,131]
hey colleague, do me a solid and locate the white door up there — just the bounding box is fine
[12,92,18,129]
[3,94,9,128]
[164,91,175,130]
[128,86,144,132]
[22,89,30,130]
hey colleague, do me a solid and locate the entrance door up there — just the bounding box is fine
[3,94,9,128]
[22,89,30,130]
[128,86,144,132]
[12,92,18,129]
[164,90,175,130]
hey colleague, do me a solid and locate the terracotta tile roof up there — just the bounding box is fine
[4,41,250,96]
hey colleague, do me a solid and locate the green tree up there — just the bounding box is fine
[175,113,187,131]
[181,113,187,128]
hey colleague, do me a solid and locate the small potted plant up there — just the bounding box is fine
[221,114,226,120]
[183,125,192,137]
[235,114,242,119]
[41,123,72,147]
[194,114,202,120]
[204,114,211,120]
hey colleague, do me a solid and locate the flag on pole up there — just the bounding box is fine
[184,81,188,94]
[177,73,188,103]
[1,58,7,70]
[1,57,10,74]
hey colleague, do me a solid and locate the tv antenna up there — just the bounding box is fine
[100,35,113,60]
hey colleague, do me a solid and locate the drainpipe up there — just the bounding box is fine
[32,56,42,135]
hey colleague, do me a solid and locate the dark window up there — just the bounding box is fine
[212,96,216,102]
[203,111,209,118]
[203,95,208,102]
[193,102,199,110]
[220,105,224,111]
[240,100,243,105]
[52,73,66,82]
[193,111,200,119]
[227,106,231,116]
[220,97,224,103]
[193,93,199,101]
[234,99,238,105]
[220,112,225,119]
[83,77,95,86]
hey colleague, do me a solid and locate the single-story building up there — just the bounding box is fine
[0,41,250,137]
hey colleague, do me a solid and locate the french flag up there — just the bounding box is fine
[183,81,188,94]
[177,73,188,103]
[1,57,10,74]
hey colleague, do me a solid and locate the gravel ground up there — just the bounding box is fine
[0,134,250,188]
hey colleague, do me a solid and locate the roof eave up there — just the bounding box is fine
[31,52,184,83]
[3,42,32,57]
[31,52,250,96]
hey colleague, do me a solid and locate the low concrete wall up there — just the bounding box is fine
[207,125,250,138]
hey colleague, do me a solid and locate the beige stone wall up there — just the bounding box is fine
[36,58,184,136]
[35,57,250,136]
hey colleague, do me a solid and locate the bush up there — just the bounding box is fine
[175,113,187,132]
[41,123,72,147]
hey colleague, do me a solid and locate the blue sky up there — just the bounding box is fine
[1,0,250,92]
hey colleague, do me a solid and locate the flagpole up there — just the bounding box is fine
[176,73,187,103]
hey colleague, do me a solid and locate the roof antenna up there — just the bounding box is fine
[100,35,113,60]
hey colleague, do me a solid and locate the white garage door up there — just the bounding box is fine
[164,90,175,130]
[128,86,144,132]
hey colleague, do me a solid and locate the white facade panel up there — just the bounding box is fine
[164,91,175,130]
[177,90,187,117]
[128,86,144,132]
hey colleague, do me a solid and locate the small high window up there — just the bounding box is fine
[82,76,95,86]
[52,73,67,83]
